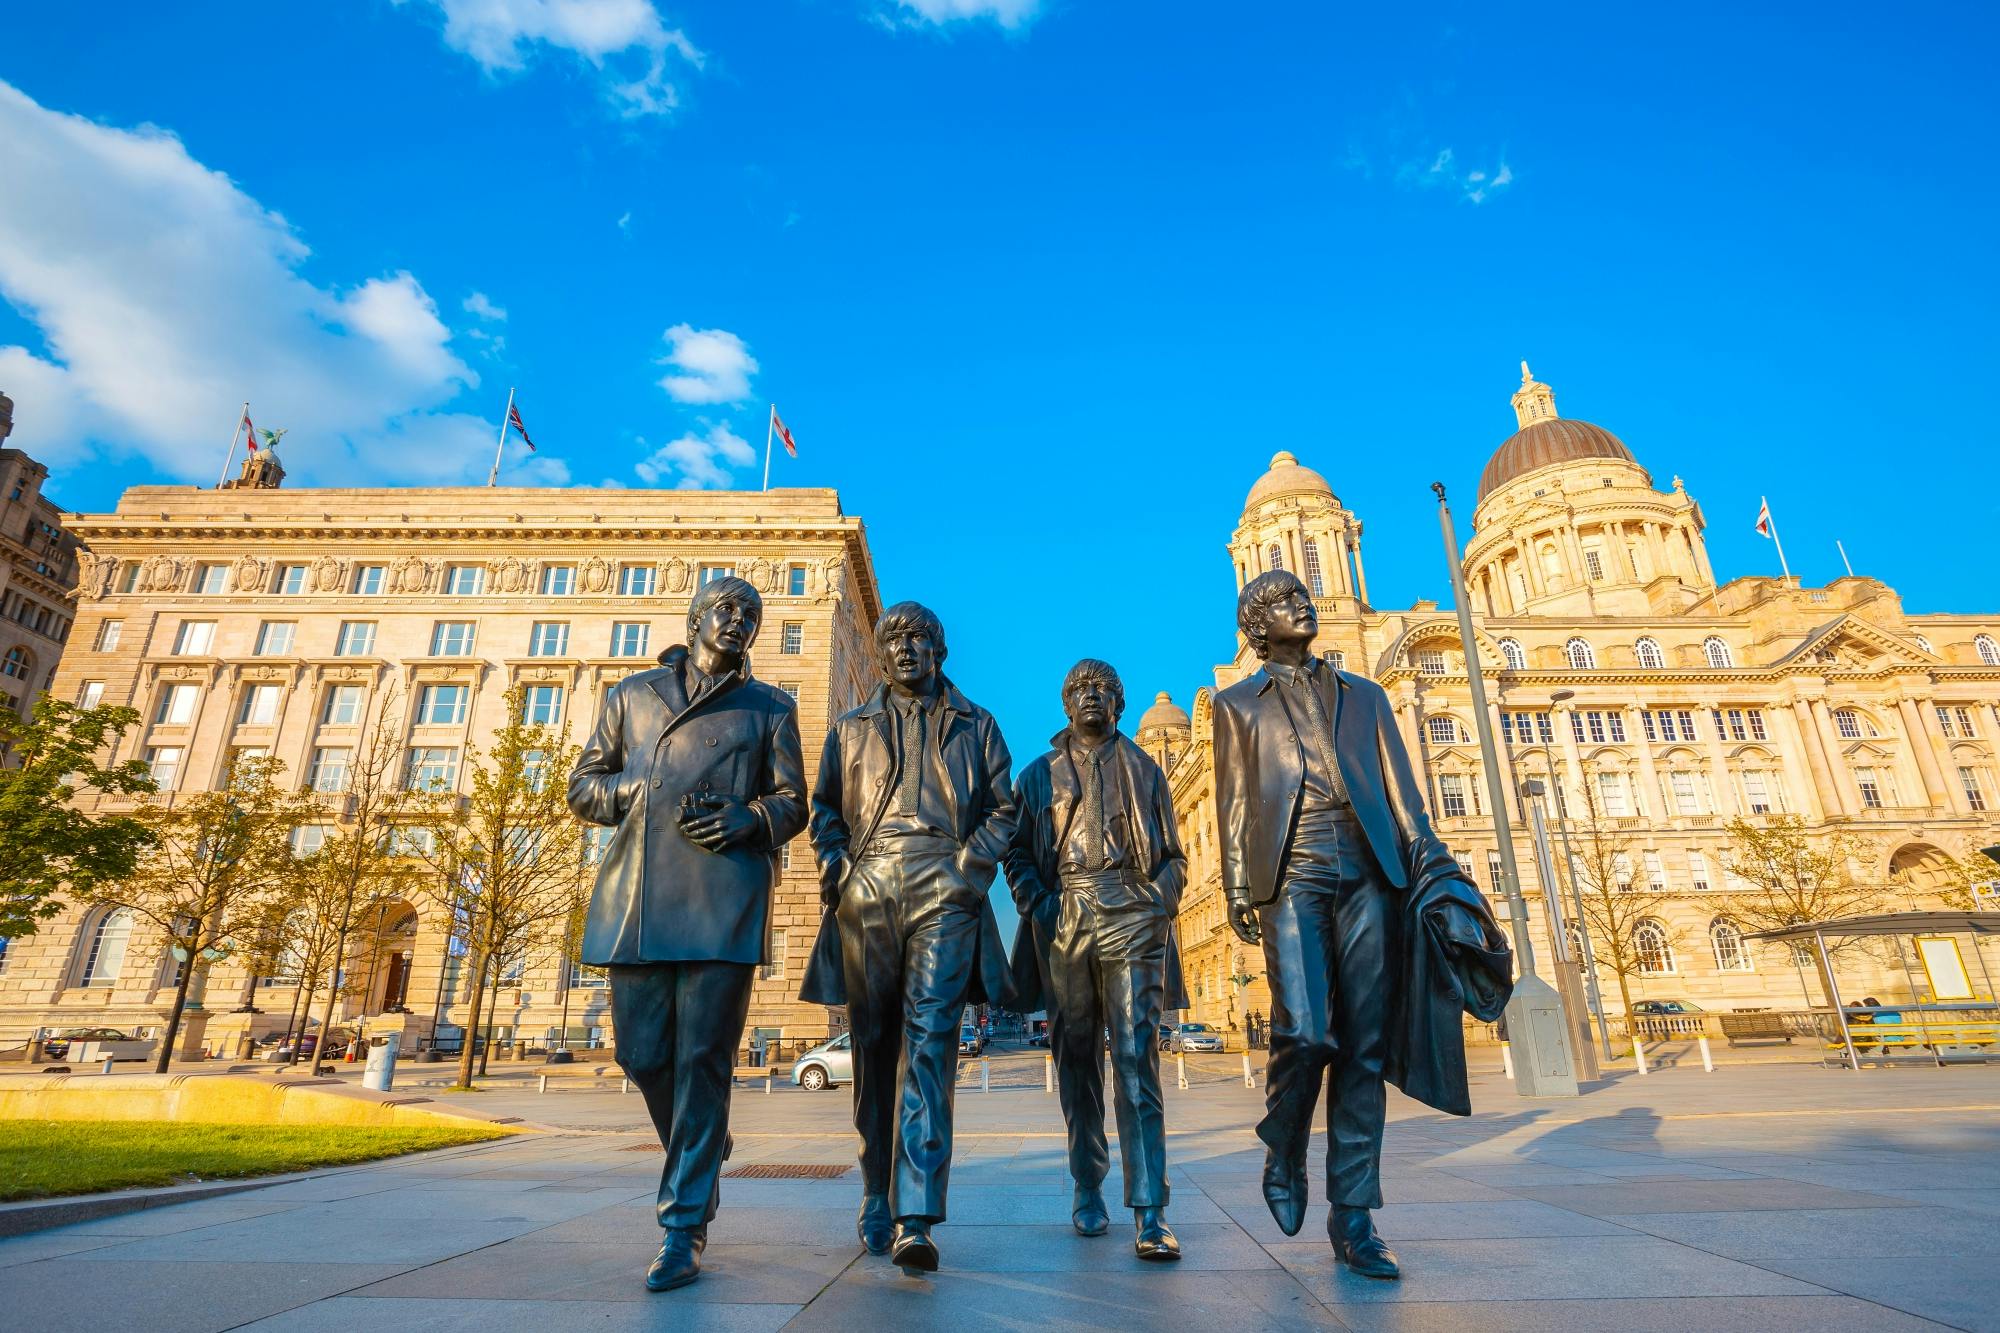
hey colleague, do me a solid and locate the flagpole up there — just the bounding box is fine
[1761,495,1792,580]
[216,401,248,488]
[762,403,775,492]
[1836,540,1854,577]
[488,387,515,488]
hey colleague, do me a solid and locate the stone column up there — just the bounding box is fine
[1553,703,1588,812]
[1805,699,1856,815]
[1698,700,1738,816]
[1560,524,1588,589]
[1350,531,1371,605]
[1782,700,1837,819]
[1895,697,1958,812]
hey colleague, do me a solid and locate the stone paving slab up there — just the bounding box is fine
[1751,1255,2000,1332]
[240,1295,804,1331]
[1322,1295,1950,1332]
[0,1258,417,1333]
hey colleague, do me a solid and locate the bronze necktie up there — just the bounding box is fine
[1298,671,1350,805]
[1081,749,1106,869]
[896,701,924,816]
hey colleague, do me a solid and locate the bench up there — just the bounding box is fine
[1830,1020,2000,1053]
[1719,1012,1795,1045]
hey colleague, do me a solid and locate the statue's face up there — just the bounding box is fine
[1262,585,1318,652]
[879,624,940,690]
[1063,676,1119,732]
[694,591,760,662]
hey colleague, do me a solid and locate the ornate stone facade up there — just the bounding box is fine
[0,466,883,1060]
[0,446,81,719]
[1160,372,2000,1039]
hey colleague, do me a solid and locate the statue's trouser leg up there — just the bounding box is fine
[837,859,906,1202]
[1325,875,1393,1210]
[1048,894,1109,1197]
[1095,902,1171,1209]
[609,960,755,1229]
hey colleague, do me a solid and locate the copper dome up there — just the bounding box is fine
[1477,418,1640,502]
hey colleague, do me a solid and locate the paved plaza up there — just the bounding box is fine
[2,1052,1997,1331]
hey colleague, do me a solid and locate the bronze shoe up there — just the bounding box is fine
[890,1218,940,1274]
[856,1193,892,1254]
[1071,1184,1110,1237]
[1133,1207,1181,1262]
[1330,1205,1400,1280]
[1261,1147,1308,1236]
[644,1228,702,1292]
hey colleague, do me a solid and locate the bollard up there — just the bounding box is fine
[1242,1053,1255,1088]
[101,1055,116,1076]
[622,1076,631,1094]
[1177,1053,1188,1091]
[1044,1053,1053,1093]
[765,1069,773,1095]
[538,1073,549,1094]
[1500,1042,1514,1080]
[1697,1034,1714,1073]
[1632,1038,1649,1075]
[981,1057,990,1093]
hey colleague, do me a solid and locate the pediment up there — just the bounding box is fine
[1778,615,1939,671]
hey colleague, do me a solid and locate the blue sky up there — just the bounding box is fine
[2,1,1996,774]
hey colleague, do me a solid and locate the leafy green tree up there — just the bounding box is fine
[0,696,156,939]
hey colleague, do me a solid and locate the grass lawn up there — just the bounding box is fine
[0,1119,512,1202]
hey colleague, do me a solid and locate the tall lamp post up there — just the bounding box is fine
[1547,690,1613,1057]
[1521,777,1609,1070]
[1433,483,1579,1097]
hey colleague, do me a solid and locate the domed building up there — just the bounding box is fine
[1134,690,1191,772]
[1157,368,2000,1041]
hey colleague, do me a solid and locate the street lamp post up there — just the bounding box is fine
[1433,483,1579,1097]
[1522,778,1609,1073]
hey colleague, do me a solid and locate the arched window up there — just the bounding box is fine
[1831,708,1875,740]
[1426,716,1460,745]
[78,907,134,988]
[1710,918,1753,972]
[1564,637,1596,670]
[1703,636,1733,668]
[1634,637,1665,669]
[1978,634,2000,666]
[1499,639,1527,670]
[1913,633,1934,653]
[1564,925,1586,965]
[1301,539,1326,596]
[1267,544,1284,572]
[1633,919,1675,975]
[0,646,28,680]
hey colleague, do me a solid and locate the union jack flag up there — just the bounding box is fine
[508,402,536,452]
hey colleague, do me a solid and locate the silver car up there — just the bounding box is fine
[791,1032,853,1091]
[1174,1023,1224,1053]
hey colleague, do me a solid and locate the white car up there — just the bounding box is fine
[791,1032,853,1091]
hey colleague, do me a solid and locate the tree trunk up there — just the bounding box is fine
[279,982,304,1058]
[478,965,502,1075]
[154,941,200,1074]
[558,969,572,1052]
[1612,969,1637,1053]
[453,950,490,1090]
[289,977,318,1065]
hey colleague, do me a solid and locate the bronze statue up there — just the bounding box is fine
[1006,659,1188,1261]
[799,601,1017,1274]
[568,576,808,1292]
[1213,571,1513,1280]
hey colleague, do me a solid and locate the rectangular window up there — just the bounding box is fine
[78,680,106,710]
[291,825,330,858]
[760,928,790,982]
[1643,850,1666,891]
[1747,708,1767,740]
[1684,850,1712,891]
[610,622,650,658]
[1570,711,1586,744]
[529,621,570,656]
[698,564,735,586]
[779,682,800,700]
[237,684,282,726]
[1834,709,1864,739]
[430,621,476,656]
[540,565,575,596]
[780,623,803,655]
[254,621,296,656]
[444,564,486,596]
[1416,650,1447,676]
[417,684,470,725]
[1855,767,1884,809]
[352,565,385,595]
[1612,851,1634,890]
[1962,767,1990,813]
[1438,773,1468,818]
[523,684,564,725]
[276,564,308,595]
[334,621,377,656]
[618,564,657,596]
[95,620,123,651]
[1500,713,1514,745]
[308,747,352,793]
[174,620,216,655]
[1669,771,1701,815]
[1486,851,1505,894]
[406,747,460,792]
[1583,548,1605,581]
[1743,770,1772,814]
[787,565,808,596]
[321,685,365,726]
[194,563,228,594]
[1302,540,1328,596]
[1587,712,1607,743]
[118,564,141,594]
[154,684,198,726]
[1596,771,1630,817]
[1605,712,1627,742]
[146,745,184,789]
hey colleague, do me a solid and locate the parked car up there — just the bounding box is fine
[791,1032,853,1092]
[263,1029,354,1062]
[41,1027,147,1060]
[959,1026,986,1055]
[1027,1028,1050,1048]
[1631,1000,1704,1016]
[1173,1023,1224,1053]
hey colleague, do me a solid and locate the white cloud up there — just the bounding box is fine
[0,79,492,484]
[656,324,757,404]
[634,422,754,488]
[463,290,508,321]
[616,210,633,233]
[1398,147,1515,204]
[418,0,704,117]
[891,0,1042,28]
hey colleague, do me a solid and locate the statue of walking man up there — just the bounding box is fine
[1007,659,1188,1260]
[1214,571,1513,1280]
[567,576,807,1292]
[799,601,1017,1274]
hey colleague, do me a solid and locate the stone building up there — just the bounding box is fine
[0,391,83,718]
[1159,368,2000,1038]
[0,445,882,1059]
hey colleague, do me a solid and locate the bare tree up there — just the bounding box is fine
[1720,815,1886,998]
[411,685,583,1090]
[1559,776,1683,1024]
[94,754,319,1072]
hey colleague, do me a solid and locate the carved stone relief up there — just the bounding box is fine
[231,554,268,595]
[580,557,613,594]
[491,556,531,593]
[141,554,185,593]
[661,557,691,594]
[309,554,346,592]
[390,555,433,594]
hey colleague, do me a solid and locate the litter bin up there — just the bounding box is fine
[362,1033,401,1092]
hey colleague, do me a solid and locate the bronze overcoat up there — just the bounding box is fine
[797,678,1018,1008]
[567,646,807,966]
[1002,728,1191,1015]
